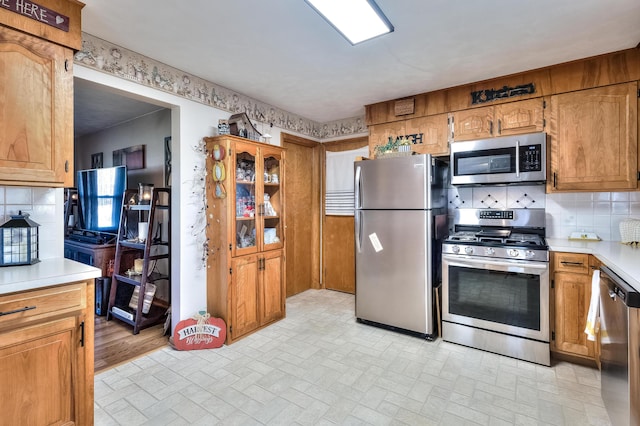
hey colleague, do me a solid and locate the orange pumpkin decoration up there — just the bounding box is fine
[172,312,226,350]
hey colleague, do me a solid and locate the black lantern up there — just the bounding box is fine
[0,211,40,266]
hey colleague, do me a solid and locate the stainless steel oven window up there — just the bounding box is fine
[442,255,549,341]
[447,265,541,330]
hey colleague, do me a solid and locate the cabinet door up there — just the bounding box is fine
[452,105,494,141]
[553,271,595,358]
[230,255,260,340]
[404,113,450,156]
[261,147,284,251]
[260,250,284,324]
[233,142,259,256]
[368,121,405,153]
[0,26,73,187]
[494,98,544,136]
[548,82,638,192]
[0,317,79,425]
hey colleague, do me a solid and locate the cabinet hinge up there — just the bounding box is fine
[229,325,232,334]
[543,118,546,128]
[228,148,232,157]
[637,171,640,181]
[551,279,554,289]
[229,267,232,275]
[637,89,640,98]
[543,100,547,109]
[551,331,555,341]
[229,243,232,251]
[65,160,69,173]
[79,321,85,347]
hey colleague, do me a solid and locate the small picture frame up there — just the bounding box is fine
[91,152,103,169]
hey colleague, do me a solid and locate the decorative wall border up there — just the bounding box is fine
[75,33,367,140]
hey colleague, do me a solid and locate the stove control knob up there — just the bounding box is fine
[509,249,520,257]
[525,250,536,258]
[464,246,474,255]
[451,245,460,254]
[485,247,495,256]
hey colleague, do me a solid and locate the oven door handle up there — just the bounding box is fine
[443,254,548,273]
[515,139,520,178]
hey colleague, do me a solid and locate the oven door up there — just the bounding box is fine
[442,254,549,342]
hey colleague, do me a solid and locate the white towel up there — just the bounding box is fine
[584,270,600,341]
[325,147,369,216]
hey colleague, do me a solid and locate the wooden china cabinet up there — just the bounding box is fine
[205,135,286,343]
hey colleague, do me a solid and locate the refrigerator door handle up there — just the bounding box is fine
[355,165,362,209]
[355,210,363,253]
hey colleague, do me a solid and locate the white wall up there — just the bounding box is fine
[75,108,171,190]
[447,186,640,241]
[70,65,300,332]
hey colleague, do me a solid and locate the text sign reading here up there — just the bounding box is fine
[0,0,69,32]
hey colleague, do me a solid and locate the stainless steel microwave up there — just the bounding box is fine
[450,132,546,185]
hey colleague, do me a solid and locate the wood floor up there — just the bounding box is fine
[94,315,169,374]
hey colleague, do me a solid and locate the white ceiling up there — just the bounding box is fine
[76,0,640,136]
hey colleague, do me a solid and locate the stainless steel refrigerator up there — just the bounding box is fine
[354,154,448,339]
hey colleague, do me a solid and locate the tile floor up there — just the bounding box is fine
[95,289,612,425]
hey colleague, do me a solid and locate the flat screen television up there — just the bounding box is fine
[76,165,127,234]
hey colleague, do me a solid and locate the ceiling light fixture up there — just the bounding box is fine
[305,0,394,45]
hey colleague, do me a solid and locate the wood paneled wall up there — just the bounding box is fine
[322,136,368,294]
[366,48,640,126]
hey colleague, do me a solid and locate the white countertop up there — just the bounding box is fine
[548,238,640,291]
[0,258,101,295]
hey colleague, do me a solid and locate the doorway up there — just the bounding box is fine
[74,78,172,371]
[282,133,322,296]
[322,136,368,294]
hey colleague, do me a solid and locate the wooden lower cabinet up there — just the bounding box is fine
[551,252,598,363]
[230,250,284,341]
[0,281,94,425]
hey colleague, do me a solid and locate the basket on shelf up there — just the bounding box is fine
[619,218,640,245]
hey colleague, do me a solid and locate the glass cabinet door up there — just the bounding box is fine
[233,143,258,255]
[261,148,283,251]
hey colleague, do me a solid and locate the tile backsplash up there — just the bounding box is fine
[447,185,640,241]
[0,186,63,260]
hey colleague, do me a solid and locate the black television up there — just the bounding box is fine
[76,165,127,234]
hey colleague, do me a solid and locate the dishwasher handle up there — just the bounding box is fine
[600,266,640,308]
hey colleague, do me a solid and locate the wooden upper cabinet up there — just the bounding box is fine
[368,121,405,153]
[452,98,545,142]
[548,82,638,192]
[452,105,494,141]
[404,113,450,156]
[369,114,451,156]
[494,98,545,136]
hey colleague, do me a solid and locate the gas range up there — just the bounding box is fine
[442,208,548,262]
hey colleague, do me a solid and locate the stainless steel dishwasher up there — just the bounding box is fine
[599,266,640,426]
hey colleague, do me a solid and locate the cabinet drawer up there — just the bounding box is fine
[0,283,86,325]
[553,252,589,274]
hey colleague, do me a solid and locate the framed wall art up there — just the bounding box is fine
[91,152,103,169]
[113,145,146,170]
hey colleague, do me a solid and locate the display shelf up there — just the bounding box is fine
[107,187,171,334]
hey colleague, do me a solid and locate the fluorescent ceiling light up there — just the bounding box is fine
[305,0,394,45]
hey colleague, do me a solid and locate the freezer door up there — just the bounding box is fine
[355,209,433,335]
[355,155,432,210]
